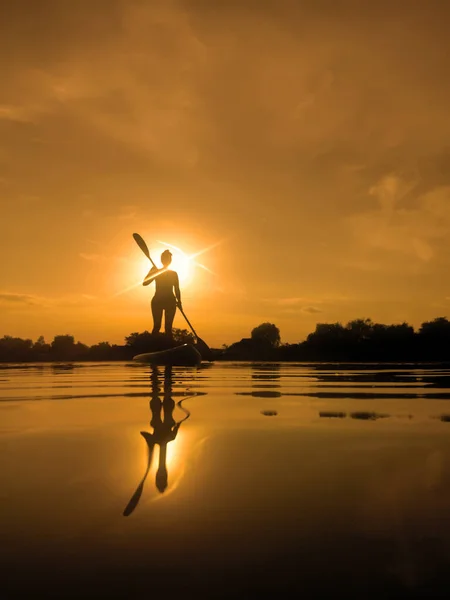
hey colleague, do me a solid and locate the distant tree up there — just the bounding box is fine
[172,328,195,345]
[278,342,306,361]
[34,335,49,349]
[418,317,450,360]
[304,318,419,360]
[74,341,89,360]
[125,329,195,352]
[305,322,350,359]
[125,331,154,354]
[367,322,417,360]
[32,335,51,360]
[307,322,347,342]
[419,317,450,338]
[0,335,33,361]
[346,318,374,341]
[251,323,281,348]
[88,341,114,360]
[50,335,77,360]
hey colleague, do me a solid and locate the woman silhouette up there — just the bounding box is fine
[143,250,182,339]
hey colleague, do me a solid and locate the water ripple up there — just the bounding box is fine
[1,363,450,425]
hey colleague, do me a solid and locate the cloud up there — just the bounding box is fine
[57,295,98,307]
[3,0,450,205]
[368,174,417,212]
[79,252,131,265]
[0,292,44,305]
[301,306,323,314]
[278,304,323,316]
[0,3,207,172]
[346,177,450,263]
[117,207,139,220]
[79,253,105,262]
[0,291,98,309]
[274,297,307,306]
[265,295,349,307]
[0,105,37,123]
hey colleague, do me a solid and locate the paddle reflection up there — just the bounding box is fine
[123,365,191,516]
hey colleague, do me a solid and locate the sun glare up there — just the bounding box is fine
[115,236,220,298]
[136,242,192,285]
[167,248,192,285]
[158,239,218,283]
[133,244,193,285]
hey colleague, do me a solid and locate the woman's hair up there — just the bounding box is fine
[161,249,172,265]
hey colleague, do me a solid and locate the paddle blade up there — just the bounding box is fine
[196,337,213,361]
[133,233,151,260]
[123,435,155,517]
[123,481,145,517]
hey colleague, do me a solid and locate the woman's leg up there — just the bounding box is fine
[151,297,163,334]
[164,299,177,337]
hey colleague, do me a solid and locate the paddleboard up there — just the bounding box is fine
[133,343,202,366]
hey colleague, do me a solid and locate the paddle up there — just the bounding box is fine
[177,305,212,361]
[123,433,155,517]
[132,232,213,361]
[133,232,156,268]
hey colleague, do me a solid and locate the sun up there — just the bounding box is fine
[167,248,192,284]
[114,236,219,299]
[127,242,194,294]
[150,242,192,285]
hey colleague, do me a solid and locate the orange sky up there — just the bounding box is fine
[1,0,450,347]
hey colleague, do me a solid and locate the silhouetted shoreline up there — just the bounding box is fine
[2,316,450,363]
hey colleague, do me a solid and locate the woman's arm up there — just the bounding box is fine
[174,272,182,307]
[143,266,159,286]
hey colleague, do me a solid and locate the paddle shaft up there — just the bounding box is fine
[177,306,199,339]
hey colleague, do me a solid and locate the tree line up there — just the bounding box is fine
[0,329,195,362]
[1,317,450,362]
[222,317,450,362]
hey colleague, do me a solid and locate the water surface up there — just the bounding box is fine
[1,362,450,598]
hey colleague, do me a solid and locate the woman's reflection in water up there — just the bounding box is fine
[123,365,190,517]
